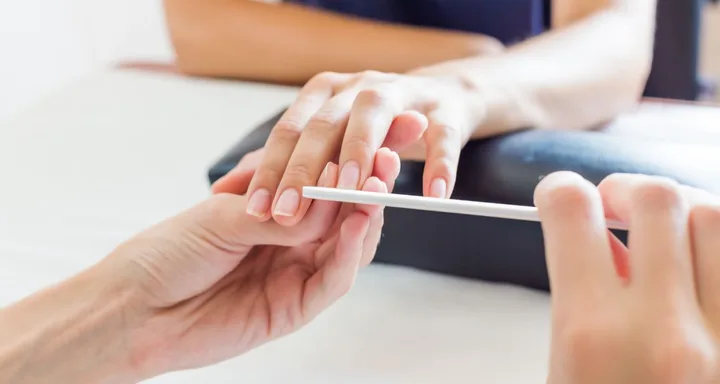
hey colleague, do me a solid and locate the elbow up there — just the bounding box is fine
[163,0,217,76]
[605,11,656,115]
[574,37,654,129]
[609,42,654,115]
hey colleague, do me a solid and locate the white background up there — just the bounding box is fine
[0,0,174,121]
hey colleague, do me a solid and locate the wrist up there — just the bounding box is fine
[0,258,150,384]
[409,57,545,139]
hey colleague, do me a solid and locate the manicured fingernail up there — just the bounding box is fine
[318,163,330,187]
[274,188,300,217]
[247,189,270,217]
[338,161,360,189]
[430,178,447,198]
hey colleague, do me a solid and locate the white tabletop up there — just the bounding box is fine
[0,69,551,383]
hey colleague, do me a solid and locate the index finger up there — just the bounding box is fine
[535,172,620,311]
[245,73,342,221]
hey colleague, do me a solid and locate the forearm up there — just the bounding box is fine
[0,262,142,384]
[164,0,504,84]
[413,4,655,136]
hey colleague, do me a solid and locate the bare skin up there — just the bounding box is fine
[195,0,657,226]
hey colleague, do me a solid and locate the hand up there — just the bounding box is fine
[211,144,426,196]
[225,70,482,226]
[535,172,720,383]
[111,148,401,380]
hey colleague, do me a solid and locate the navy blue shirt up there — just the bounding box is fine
[287,0,550,45]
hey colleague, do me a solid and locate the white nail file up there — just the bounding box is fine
[302,186,628,231]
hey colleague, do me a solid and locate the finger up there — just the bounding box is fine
[271,90,360,225]
[337,85,407,192]
[319,148,400,242]
[371,147,402,193]
[625,176,695,304]
[245,73,340,221]
[598,174,711,284]
[599,173,705,295]
[691,203,720,327]
[422,107,464,198]
[382,110,428,151]
[599,173,716,223]
[534,171,620,310]
[302,209,371,319]
[211,149,264,195]
[211,163,342,248]
[356,176,388,267]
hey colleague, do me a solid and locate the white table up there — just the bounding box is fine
[0,69,551,383]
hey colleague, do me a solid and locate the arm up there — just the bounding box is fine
[413,0,657,135]
[0,262,141,384]
[163,0,504,84]
[0,158,396,383]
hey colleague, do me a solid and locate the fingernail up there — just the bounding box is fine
[318,163,330,187]
[247,189,270,217]
[338,161,360,189]
[430,178,447,198]
[274,188,300,217]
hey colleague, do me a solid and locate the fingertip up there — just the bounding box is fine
[354,176,387,216]
[422,157,454,199]
[429,178,447,199]
[597,173,636,196]
[362,176,388,194]
[534,171,590,210]
[211,170,252,195]
[384,110,428,151]
[319,162,339,188]
[271,187,314,226]
[389,150,401,178]
[372,147,401,191]
[210,179,226,194]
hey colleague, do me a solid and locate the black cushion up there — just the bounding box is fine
[208,109,720,291]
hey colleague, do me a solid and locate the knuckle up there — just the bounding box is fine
[426,121,465,147]
[272,121,303,142]
[307,111,338,133]
[282,162,315,184]
[426,133,461,160]
[428,157,456,177]
[357,70,384,81]
[433,122,463,139]
[254,165,285,188]
[343,134,374,159]
[560,321,624,371]
[544,180,594,212]
[354,87,395,110]
[631,177,683,211]
[310,71,342,86]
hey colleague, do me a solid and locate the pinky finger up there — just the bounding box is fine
[422,108,463,199]
[355,176,389,266]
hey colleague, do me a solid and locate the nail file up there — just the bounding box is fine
[302,186,628,231]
